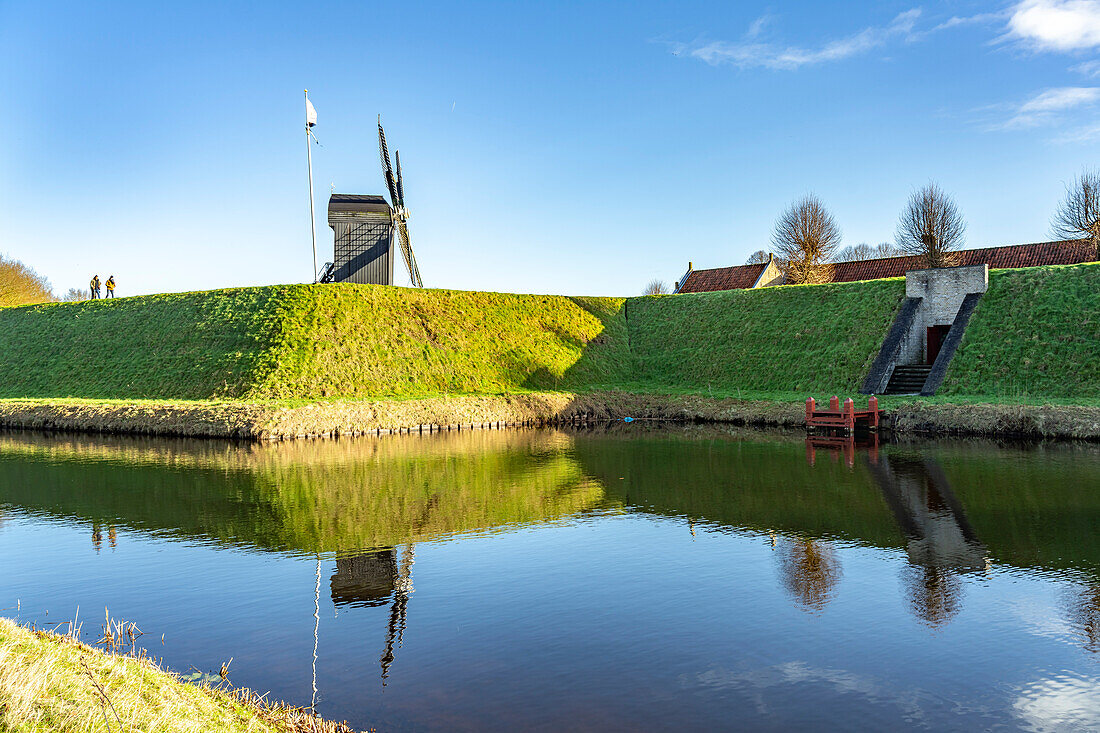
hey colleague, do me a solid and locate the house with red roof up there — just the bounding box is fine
[674,240,1096,293]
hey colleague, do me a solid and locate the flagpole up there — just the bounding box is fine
[305,89,318,284]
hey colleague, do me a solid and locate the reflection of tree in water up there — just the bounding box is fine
[776,537,842,612]
[1063,584,1100,653]
[900,562,962,628]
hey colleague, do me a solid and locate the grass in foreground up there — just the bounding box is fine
[0,617,353,732]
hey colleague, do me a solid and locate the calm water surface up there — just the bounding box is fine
[1,426,1099,731]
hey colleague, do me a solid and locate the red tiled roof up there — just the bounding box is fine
[832,239,1096,282]
[678,263,766,293]
[679,240,1096,292]
[830,254,922,282]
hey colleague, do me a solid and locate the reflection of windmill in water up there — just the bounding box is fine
[868,454,988,627]
[329,496,438,684]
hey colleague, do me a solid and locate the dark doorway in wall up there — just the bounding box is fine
[926,325,952,365]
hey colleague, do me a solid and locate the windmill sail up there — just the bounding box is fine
[396,219,422,288]
[394,150,405,206]
[378,118,399,205]
[378,117,423,287]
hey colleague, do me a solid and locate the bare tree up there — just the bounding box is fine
[1052,169,1100,259]
[62,288,90,302]
[0,255,54,307]
[895,182,966,268]
[874,241,904,258]
[771,195,841,285]
[643,279,670,295]
[834,242,875,262]
[745,250,771,265]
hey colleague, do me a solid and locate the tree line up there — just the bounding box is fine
[645,169,1100,292]
[0,255,88,307]
[760,172,1100,286]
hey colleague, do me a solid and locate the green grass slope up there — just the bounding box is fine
[627,279,906,393]
[250,284,633,399]
[0,285,633,400]
[941,263,1100,398]
[0,265,1091,403]
[0,288,287,400]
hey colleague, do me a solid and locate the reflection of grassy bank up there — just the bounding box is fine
[2,427,1098,573]
[571,427,1100,573]
[0,430,609,553]
[0,618,353,732]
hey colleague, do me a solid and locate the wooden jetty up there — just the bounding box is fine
[805,395,879,433]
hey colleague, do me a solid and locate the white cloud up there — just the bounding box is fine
[1071,59,1100,74]
[1007,0,1100,51]
[684,9,922,71]
[997,86,1100,128]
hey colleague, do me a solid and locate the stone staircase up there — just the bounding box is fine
[884,365,932,395]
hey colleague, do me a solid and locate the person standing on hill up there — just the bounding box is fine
[89,274,100,299]
[105,275,116,298]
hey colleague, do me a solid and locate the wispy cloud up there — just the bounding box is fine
[745,14,771,40]
[1051,121,1100,141]
[994,86,1100,129]
[933,13,1002,31]
[1006,0,1100,51]
[676,9,922,71]
[926,12,1006,34]
[1071,59,1100,74]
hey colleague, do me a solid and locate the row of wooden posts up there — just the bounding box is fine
[297,413,601,439]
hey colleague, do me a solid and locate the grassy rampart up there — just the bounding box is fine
[0,279,904,402]
[0,286,632,401]
[941,262,1100,398]
[628,278,905,393]
[0,264,1093,408]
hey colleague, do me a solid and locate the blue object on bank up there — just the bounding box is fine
[623,417,634,423]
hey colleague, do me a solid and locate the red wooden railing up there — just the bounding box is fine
[805,395,879,433]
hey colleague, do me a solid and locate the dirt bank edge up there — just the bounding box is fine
[0,394,1097,441]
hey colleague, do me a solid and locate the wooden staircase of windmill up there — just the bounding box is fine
[884,365,932,395]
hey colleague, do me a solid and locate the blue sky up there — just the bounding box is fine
[3,0,1100,297]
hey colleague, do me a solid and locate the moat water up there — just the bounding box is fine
[1,426,1099,731]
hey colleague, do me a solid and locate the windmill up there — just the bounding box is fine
[378,117,423,288]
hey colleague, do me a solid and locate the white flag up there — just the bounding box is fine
[305,97,317,128]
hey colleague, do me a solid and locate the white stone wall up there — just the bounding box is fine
[902,265,988,363]
[906,265,988,326]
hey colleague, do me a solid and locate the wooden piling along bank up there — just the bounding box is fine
[324,413,601,440]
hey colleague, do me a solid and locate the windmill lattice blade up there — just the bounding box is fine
[397,219,422,287]
[378,120,399,205]
[394,150,405,208]
[378,118,392,174]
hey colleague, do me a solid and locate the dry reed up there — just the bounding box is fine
[0,616,358,732]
